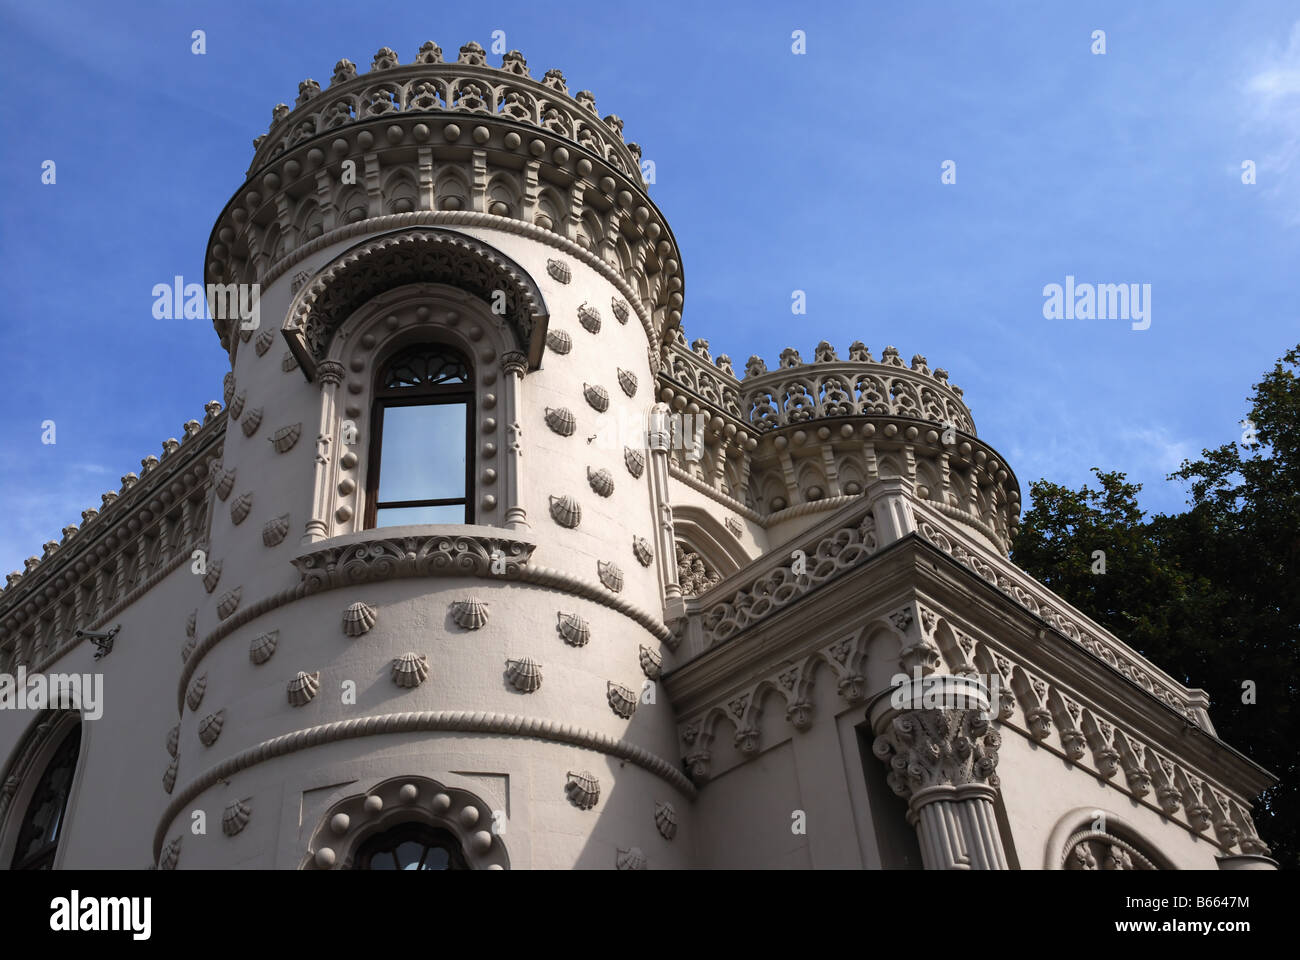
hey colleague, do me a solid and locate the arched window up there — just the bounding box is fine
[10,724,81,870]
[366,343,474,527]
[353,823,469,870]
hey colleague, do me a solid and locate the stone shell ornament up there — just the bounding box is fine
[638,644,662,680]
[654,801,679,840]
[617,368,638,397]
[607,681,638,719]
[186,674,207,712]
[249,630,278,665]
[597,560,623,593]
[202,560,223,593]
[217,587,242,620]
[181,638,196,662]
[270,422,302,453]
[342,601,377,637]
[546,258,571,284]
[198,710,225,747]
[230,492,254,526]
[611,297,629,324]
[583,383,609,412]
[632,536,654,567]
[505,657,543,692]
[616,846,647,870]
[227,391,246,420]
[215,468,236,501]
[451,599,489,630]
[392,652,430,688]
[578,303,601,334]
[158,836,181,870]
[565,770,600,810]
[163,757,178,794]
[262,513,290,547]
[548,494,581,528]
[623,447,645,478]
[241,407,263,437]
[556,611,590,647]
[544,406,576,437]
[254,329,275,356]
[288,670,321,706]
[186,609,196,638]
[546,329,573,354]
[587,466,614,498]
[166,724,179,758]
[222,799,252,837]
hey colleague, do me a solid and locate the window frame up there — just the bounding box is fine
[352,821,470,870]
[364,343,476,529]
[9,722,81,871]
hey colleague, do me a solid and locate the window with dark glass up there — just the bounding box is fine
[366,343,473,527]
[10,723,81,870]
[352,823,469,870]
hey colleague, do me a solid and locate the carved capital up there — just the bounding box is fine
[317,360,346,388]
[501,350,528,377]
[872,706,1001,802]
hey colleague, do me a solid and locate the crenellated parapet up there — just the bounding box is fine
[206,43,683,358]
[0,403,226,669]
[655,328,1019,546]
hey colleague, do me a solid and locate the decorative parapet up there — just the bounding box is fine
[911,502,1209,728]
[247,43,643,185]
[658,332,974,436]
[0,405,225,667]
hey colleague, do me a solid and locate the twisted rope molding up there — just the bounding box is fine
[176,563,673,713]
[152,709,697,861]
[259,210,660,353]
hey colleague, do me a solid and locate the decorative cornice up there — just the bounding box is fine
[153,709,697,861]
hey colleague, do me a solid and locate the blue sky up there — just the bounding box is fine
[2,0,1297,575]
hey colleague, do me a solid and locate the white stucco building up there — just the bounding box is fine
[0,42,1276,870]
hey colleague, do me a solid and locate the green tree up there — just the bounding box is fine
[1012,345,1300,868]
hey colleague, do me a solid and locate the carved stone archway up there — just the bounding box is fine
[283,227,550,379]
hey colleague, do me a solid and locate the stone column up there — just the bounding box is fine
[869,674,1008,870]
[304,360,345,544]
[646,403,682,616]
[500,351,529,530]
[867,477,917,547]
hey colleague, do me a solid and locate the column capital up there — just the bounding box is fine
[317,360,346,388]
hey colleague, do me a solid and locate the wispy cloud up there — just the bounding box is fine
[1243,20,1300,222]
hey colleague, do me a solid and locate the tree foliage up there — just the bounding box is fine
[1012,345,1300,868]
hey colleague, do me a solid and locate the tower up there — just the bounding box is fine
[175,41,689,868]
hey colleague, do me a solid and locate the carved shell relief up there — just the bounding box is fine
[616,368,637,397]
[505,657,543,692]
[241,407,263,437]
[202,560,223,593]
[186,609,196,638]
[597,560,624,593]
[451,598,489,630]
[639,644,662,680]
[623,447,645,478]
[166,724,179,758]
[270,422,302,452]
[548,494,581,528]
[288,670,321,706]
[217,587,242,620]
[222,799,253,837]
[249,630,279,665]
[611,297,629,324]
[392,652,431,688]
[654,801,678,840]
[565,770,600,809]
[587,466,614,497]
[227,391,246,420]
[546,329,573,354]
[181,638,196,662]
[162,757,178,795]
[186,674,207,712]
[583,383,609,412]
[262,513,290,547]
[557,611,590,647]
[607,681,638,718]
[616,846,646,870]
[546,258,571,284]
[198,710,225,747]
[215,467,236,501]
[230,492,254,526]
[545,406,576,437]
[578,303,601,334]
[282,351,299,372]
[255,329,275,356]
[343,600,377,636]
[158,835,181,869]
[632,536,654,567]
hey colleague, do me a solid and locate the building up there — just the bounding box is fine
[0,42,1277,870]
